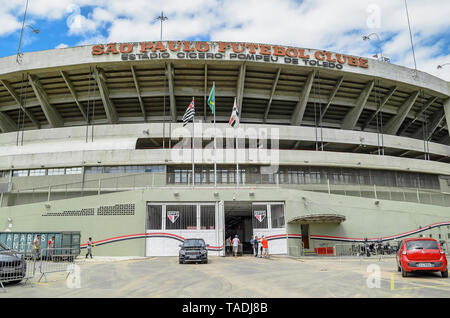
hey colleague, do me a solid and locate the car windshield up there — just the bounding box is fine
[183,240,205,248]
[406,240,439,250]
[0,241,10,251]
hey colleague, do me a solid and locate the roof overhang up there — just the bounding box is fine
[288,214,346,224]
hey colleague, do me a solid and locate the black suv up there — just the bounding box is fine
[179,239,209,264]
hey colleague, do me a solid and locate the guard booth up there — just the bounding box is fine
[0,231,81,258]
[145,201,286,257]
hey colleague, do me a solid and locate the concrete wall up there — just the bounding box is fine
[0,186,449,256]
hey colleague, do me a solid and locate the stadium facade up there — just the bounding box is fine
[0,41,449,256]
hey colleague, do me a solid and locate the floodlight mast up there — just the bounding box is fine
[156,11,168,41]
[16,0,40,64]
[362,33,384,62]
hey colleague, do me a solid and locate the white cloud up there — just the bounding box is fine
[0,0,449,80]
[55,43,69,49]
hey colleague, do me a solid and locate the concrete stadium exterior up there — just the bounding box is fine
[0,40,449,257]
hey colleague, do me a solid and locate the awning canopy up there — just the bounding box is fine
[288,214,346,224]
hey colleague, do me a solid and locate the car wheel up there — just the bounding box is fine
[179,260,183,264]
[204,260,208,264]
[401,266,408,278]
[441,269,448,278]
[397,265,401,272]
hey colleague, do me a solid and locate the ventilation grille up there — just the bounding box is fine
[42,208,95,217]
[97,203,135,216]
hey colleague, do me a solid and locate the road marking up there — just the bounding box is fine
[390,274,395,290]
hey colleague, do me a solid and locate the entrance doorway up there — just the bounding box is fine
[301,224,310,249]
[224,202,253,255]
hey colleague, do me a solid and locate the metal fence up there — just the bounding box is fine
[38,248,78,282]
[287,240,305,257]
[6,171,450,208]
[0,250,36,290]
[0,248,78,291]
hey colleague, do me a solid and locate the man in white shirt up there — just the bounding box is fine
[232,235,240,257]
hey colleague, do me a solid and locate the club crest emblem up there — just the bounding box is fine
[167,211,179,223]
[254,210,266,223]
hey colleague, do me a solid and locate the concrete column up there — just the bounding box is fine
[444,98,450,137]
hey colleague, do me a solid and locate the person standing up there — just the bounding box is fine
[250,236,254,255]
[86,237,95,259]
[253,236,259,258]
[261,236,269,258]
[33,234,41,261]
[232,235,240,257]
[48,236,56,260]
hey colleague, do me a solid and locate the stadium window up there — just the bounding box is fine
[200,205,215,230]
[13,170,29,177]
[125,166,145,173]
[147,205,163,230]
[65,167,82,175]
[28,169,46,177]
[104,166,124,174]
[271,204,285,229]
[252,204,268,229]
[145,165,164,173]
[47,168,65,176]
[85,167,103,174]
[165,205,197,230]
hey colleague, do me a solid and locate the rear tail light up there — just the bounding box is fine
[402,251,407,255]
[441,251,445,254]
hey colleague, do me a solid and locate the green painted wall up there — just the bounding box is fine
[0,187,449,256]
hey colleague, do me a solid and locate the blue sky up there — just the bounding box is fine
[0,0,449,80]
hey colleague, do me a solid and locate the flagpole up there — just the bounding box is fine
[234,97,239,189]
[213,82,217,190]
[192,97,195,189]
[236,127,239,188]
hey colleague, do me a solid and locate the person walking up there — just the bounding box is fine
[33,234,41,261]
[232,235,240,257]
[225,237,232,256]
[261,236,269,258]
[250,236,254,256]
[86,237,95,259]
[253,235,259,258]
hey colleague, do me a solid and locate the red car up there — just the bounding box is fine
[396,238,448,278]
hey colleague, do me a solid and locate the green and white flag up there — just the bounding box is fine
[207,82,215,114]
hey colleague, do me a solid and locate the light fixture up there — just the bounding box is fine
[44,203,51,209]
[214,192,219,197]
[374,200,380,205]
[249,192,255,197]
[174,192,179,197]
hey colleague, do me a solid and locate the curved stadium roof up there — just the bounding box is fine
[0,40,448,147]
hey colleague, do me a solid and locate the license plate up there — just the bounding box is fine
[417,263,434,268]
[189,256,197,259]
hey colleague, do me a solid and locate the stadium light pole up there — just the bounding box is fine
[362,33,385,62]
[16,0,40,64]
[437,63,450,69]
[156,11,168,41]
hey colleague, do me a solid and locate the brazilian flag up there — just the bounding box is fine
[207,82,215,114]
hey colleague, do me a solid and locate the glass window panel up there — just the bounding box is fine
[65,167,82,175]
[29,169,46,176]
[271,204,285,228]
[48,168,65,176]
[200,205,215,230]
[147,205,162,230]
[13,170,28,177]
